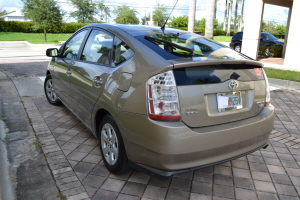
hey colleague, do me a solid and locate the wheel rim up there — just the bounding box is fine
[101,123,119,165]
[45,78,57,102]
[235,45,241,52]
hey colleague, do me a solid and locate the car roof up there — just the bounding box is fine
[85,23,189,36]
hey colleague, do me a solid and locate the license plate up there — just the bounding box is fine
[217,92,242,112]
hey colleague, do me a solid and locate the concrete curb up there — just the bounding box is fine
[0,41,62,46]
[269,77,300,91]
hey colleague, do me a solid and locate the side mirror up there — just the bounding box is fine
[46,48,59,57]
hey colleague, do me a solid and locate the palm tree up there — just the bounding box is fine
[239,0,245,31]
[103,6,110,22]
[205,0,217,39]
[226,0,233,36]
[98,2,105,21]
[98,2,110,22]
[233,0,242,31]
[188,0,196,33]
[223,0,228,31]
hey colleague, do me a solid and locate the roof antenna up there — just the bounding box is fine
[161,0,178,34]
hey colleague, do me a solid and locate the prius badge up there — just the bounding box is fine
[228,80,238,90]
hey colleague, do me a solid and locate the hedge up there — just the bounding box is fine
[176,27,236,36]
[0,21,90,33]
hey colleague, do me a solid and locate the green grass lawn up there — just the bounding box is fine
[264,68,300,82]
[0,32,72,44]
[214,36,232,42]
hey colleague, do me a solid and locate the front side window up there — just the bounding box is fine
[63,30,88,59]
[80,30,113,65]
[112,37,134,66]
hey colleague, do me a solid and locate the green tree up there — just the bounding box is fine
[21,0,63,42]
[153,1,168,27]
[113,5,139,24]
[262,21,277,35]
[169,15,188,28]
[276,24,286,35]
[0,7,15,20]
[69,0,97,23]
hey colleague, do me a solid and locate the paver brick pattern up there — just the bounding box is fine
[22,89,300,200]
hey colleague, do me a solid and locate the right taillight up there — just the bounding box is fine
[147,70,180,121]
[262,69,270,106]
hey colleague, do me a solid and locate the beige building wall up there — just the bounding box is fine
[241,0,265,60]
[242,0,299,70]
[284,0,300,70]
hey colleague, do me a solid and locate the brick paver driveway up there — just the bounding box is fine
[22,89,300,200]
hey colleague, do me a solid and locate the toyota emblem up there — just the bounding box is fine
[228,80,238,90]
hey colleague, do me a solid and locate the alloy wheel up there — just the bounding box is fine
[45,78,57,102]
[101,123,119,165]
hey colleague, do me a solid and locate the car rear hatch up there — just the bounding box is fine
[172,60,267,128]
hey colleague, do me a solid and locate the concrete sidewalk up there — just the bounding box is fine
[0,71,60,200]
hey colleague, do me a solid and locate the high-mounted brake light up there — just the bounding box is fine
[147,70,180,121]
[254,68,262,76]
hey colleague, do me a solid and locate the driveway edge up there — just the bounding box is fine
[22,97,90,200]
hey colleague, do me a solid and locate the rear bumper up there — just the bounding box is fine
[132,143,269,177]
[115,104,274,173]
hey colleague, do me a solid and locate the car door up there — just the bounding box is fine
[70,28,113,128]
[53,29,90,105]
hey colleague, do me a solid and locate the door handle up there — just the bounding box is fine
[93,76,103,88]
[66,69,72,76]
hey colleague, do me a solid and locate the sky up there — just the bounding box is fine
[1,0,289,25]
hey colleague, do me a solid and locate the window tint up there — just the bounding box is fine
[80,30,113,65]
[112,37,134,66]
[63,30,88,59]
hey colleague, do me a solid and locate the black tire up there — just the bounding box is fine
[44,74,61,105]
[98,115,129,174]
[234,44,241,53]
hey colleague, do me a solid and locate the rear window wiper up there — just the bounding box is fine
[145,36,194,57]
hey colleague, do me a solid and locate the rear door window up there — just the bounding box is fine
[80,29,113,65]
[112,37,134,66]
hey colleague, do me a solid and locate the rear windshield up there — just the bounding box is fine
[173,65,265,86]
[134,33,229,60]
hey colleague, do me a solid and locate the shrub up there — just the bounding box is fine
[258,45,283,58]
[0,21,91,33]
[175,28,233,36]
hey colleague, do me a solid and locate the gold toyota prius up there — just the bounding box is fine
[45,24,274,177]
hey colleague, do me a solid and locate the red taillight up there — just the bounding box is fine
[147,71,180,121]
[254,68,262,76]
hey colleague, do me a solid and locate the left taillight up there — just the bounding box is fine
[262,69,271,106]
[147,70,180,121]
